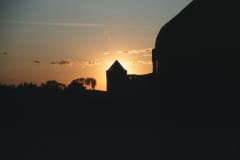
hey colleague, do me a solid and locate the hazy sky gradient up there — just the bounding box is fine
[0,0,192,90]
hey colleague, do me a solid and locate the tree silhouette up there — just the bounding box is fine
[0,84,16,95]
[67,78,86,91]
[67,77,97,90]
[79,78,85,85]
[90,78,97,90]
[85,78,97,90]
[41,80,66,90]
[17,82,38,92]
[17,82,37,88]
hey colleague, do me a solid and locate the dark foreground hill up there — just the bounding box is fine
[1,87,240,160]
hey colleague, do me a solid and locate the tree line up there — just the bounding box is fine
[0,77,97,94]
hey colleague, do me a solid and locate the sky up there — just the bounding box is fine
[0,0,192,90]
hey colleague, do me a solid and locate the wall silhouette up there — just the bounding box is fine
[106,0,240,128]
[150,0,240,128]
[155,0,240,82]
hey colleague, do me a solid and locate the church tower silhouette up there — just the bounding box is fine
[106,60,128,93]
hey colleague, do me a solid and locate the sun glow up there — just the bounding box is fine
[105,59,134,73]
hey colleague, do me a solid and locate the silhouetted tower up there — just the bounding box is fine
[106,60,128,93]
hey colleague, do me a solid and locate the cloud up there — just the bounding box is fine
[1,20,111,28]
[143,53,152,57]
[33,60,40,64]
[103,48,153,59]
[115,48,152,55]
[137,61,152,65]
[117,51,123,54]
[50,60,70,65]
[1,51,7,55]
[88,61,101,65]
[0,20,156,30]
[145,48,152,52]
[79,60,101,66]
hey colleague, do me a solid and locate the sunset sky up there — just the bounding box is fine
[0,0,192,90]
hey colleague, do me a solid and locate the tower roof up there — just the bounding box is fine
[107,60,126,72]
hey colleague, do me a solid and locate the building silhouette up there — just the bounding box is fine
[106,0,240,130]
[106,60,128,93]
[107,60,153,94]
[107,0,240,96]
